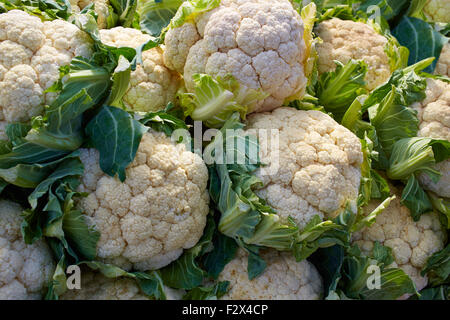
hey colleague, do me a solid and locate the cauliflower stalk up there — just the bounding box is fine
[77,130,210,271]
[0,200,55,300]
[0,10,92,139]
[99,27,180,112]
[164,0,309,113]
[218,249,323,300]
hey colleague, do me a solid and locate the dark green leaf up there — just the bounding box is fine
[85,105,147,182]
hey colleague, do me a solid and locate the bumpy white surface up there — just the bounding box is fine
[100,27,180,112]
[423,0,450,23]
[412,78,450,198]
[164,0,308,112]
[245,107,363,228]
[436,42,450,77]
[77,131,210,271]
[315,18,391,91]
[69,0,110,28]
[218,249,323,300]
[0,200,55,300]
[352,185,446,291]
[0,10,92,139]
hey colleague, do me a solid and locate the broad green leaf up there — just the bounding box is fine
[392,16,447,73]
[203,232,238,279]
[109,0,138,27]
[401,175,433,221]
[421,245,450,287]
[85,105,148,182]
[138,0,183,37]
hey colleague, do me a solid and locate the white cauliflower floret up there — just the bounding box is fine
[99,27,180,112]
[315,18,391,91]
[0,200,55,300]
[352,185,446,291]
[423,0,450,23]
[0,10,92,139]
[245,107,363,228]
[412,78,450,198]
[436,42,450,77]
[69,0,110,28]
[218,249,323,300]
[77,130,210,271]
[163,0,308,113]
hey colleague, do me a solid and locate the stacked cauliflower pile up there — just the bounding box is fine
[99,27,180,112]
[315,18,391,91]
[245,107,363,228]
[218,249,323,300]
[353,185,446,291]
[0,10,92,139]
[77,131,210,271]
[69,0,110,29]
[163,0,308,112]
[0,200,55,300]
[412,79,450,198]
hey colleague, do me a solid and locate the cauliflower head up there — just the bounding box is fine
[0,200,55,300]
[315,18,391,91]
[423,0,450,23]
[77,130,210,271]
[99,27,180,112]
[0,10,92,139]
[245,107,363,228]
[412,78,450,198]
[163,0,308,112]
[69,0,110,29]
[61,271,149,300]
[218,249,323,300]
[61,270,184,300]
[352,185,446,291]
[436,41,450,77]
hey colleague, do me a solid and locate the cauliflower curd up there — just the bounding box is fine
[315,18,391,91]
[245,107,363,228]
[77,130,210,271]
[412,78,450,198]
[423,0,450,23]
[436,42,450,77]
[0,10,92,139]
[0,200,55,300]
[99,27,180,112]
[352,185,446,291]
[163,0,308,112]
[218,249,323,300]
